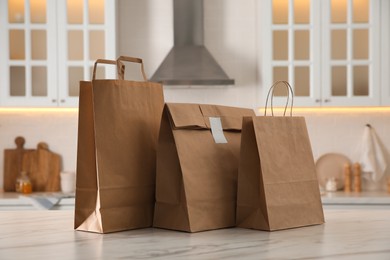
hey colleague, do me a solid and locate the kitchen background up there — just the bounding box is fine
[0,0,389,190]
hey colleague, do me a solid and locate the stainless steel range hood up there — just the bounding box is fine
[150,0,234,85]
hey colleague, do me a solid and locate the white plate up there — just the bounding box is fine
[315,153,350,190]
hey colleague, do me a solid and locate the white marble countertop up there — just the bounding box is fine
[2,191,390,211]
[0,209,390,259]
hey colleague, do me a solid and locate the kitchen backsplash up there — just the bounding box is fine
[0,109,78,191]
[0,109,389,191]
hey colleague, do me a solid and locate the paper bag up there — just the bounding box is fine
[74,57,164,233]
[236,81,324,231]
[153,103,255,232]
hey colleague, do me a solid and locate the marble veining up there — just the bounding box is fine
[0,209,390,259]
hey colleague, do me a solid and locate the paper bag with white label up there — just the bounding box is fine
[153,103,255,232]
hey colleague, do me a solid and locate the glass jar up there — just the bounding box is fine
[15,171,32,194]
[325,177,338,192]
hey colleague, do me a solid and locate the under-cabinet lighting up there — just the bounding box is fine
[0,108,78,113]
[258,107,390,114]
[1,107,390,114]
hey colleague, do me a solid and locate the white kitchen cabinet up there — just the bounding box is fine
[261,0,383,107]
[0,0,116,107]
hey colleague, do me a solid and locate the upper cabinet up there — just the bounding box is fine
[261,0,387,107]
[381,1,390,106]
[0,0,116,107]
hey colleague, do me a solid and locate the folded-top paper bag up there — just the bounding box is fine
[154,103,255,232]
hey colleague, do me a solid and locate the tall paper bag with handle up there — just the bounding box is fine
[74,57,164,233]
[236,81,324,231]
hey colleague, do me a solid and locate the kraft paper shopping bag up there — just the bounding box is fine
[75,57,164,233]
[237,81,324,231]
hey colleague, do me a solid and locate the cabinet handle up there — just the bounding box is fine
[315,99,321,103]
[324,99,331,103]
[52,99,57,103]
[60,99,65,103]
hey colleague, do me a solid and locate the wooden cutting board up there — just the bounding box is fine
[22,142,61,192]
[3,137,33,191]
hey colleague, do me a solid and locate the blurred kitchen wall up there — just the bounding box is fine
[0,0,389,191]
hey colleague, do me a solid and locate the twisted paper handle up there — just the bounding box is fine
[92,59,125,80]
[264,81,294,117]
[116,56,147,81]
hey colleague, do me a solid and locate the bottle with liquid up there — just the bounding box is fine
[15,171,32,194]
[353,163,362,192]
[387,177,390,194]
[344,163,352,192]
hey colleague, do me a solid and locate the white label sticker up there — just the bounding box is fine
[209,117,228,144]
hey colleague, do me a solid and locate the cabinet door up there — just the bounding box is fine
[0,0,57,107]
[262,0,321,108]
[321,0,380,107]
[0,0,116,107]
[381,0,390,106]
[56,0,116,107]
[262,0,381,108]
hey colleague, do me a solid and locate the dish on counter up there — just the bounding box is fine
[315,153,350,190]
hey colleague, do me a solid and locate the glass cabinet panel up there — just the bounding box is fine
[295,67,310,96]
[294,0,310,24]
[331,0,347,23]
[89,30,105,60]
[89,66,105,80]
[273,31,288,60]
[30,0,46,23]
[8,0,25,23]
[273,67,289,96]
[10,66,26,96]
[353,29,368,59]
[68,67,83,96]
[273,66,289,82]
[32,67,47,96]
[273,0,289,24]
[353,66,369,95]
[353,0,369,23]
[88,0,104,24]
[67,0,83,24]
[68,30,84,60]
[331,66,347,96]
[331,30,347,60]
[9,30,25,60]
[294,30,310,60]
[31,30,47,60]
